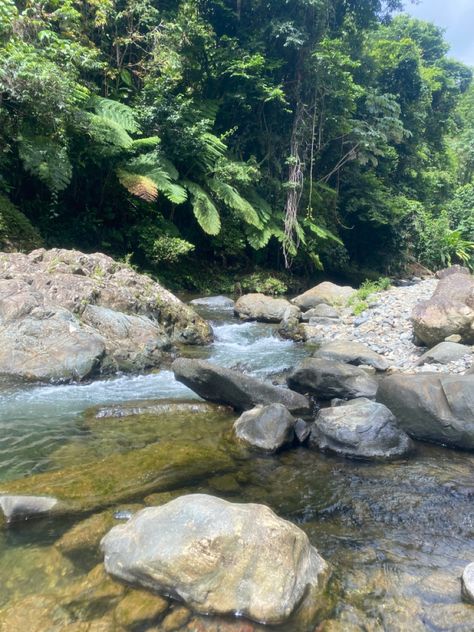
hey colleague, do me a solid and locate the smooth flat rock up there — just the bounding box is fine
[377,373,474,449]
[416,341,472,366]
[172,358,310,415]
[292,282,355,311]
[0,495,59,524]
[101,494,329,625]
[301,304,339,320]
[234,293,300,323]
[190,295,235,309]
[287,358,378,401]
[461,563,474,604]
[309,398,413,460]
[233,404,296,452]
[313,341,389,371]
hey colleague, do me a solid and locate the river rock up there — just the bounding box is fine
[172,358,310,415]
[376,373,474,449]
[0,249,211,382]
[190,295,235,309]
[313,341,389,371]
[436,265,470,279]
[233,404,296,452]
[234,293,300,323]
[309,398,413,460]
[287,358,378,401]
[416,341,472,366]
[0,494,59,524]
[301,304,339,320]
[101,494,329,625]
[411,270,474,346]
[292,282,356,311]
[461,563,474,604]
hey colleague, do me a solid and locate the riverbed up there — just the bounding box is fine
[0,305,473,631]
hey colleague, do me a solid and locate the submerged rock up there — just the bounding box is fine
[461,563,474,604]
[309,398,413,460]
[234,293,300,323]
[0,442,234,515]
[287,358,378,401]
[114,589,169,628]
[377,373,474,449]
[411,269,474,346]
[233,404,296,453]
[172,358,310,415]
[101,494,329,625]
[0,248,211,382]
[313,341,389,371]
[292,282,355,310]
[0,494,59,524]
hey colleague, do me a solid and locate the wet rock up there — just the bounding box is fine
[91,400,228,421]
[292,282,355,311]
[377,373,474,449]
[0,249,211,382]
[190,296,235,309]
[461,563,474,604]
[301,304,339,320]
[160,605,192,631]
[172,358,310,415]
[309,398,413,461]
[234,293,300,323]
[411,270,474,346]
[0,494,59,524]
[416,341,472,365]
[56,511,115,559]
[101,494,329,625]
[114,589,169,627]
[208,474,241,494]
[233,404,296,453]
[287,358,378,401]
[313,341,389,371]
[0,595,64,632]
[0,441,234,515]
[295,418,312,443]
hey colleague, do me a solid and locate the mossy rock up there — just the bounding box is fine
[0,195,43,252]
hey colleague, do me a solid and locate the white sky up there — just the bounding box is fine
[402,0,474,66]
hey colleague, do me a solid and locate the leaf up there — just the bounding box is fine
[18,135,72,192]
[184,180,221,235]
[91,96,140,133]
[123,153,187,204]
[207,178,262,228]
[117,169,158,202]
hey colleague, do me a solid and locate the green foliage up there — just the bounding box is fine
[0,194,43,251]
[240,272,288,296]
[348,277,391,315]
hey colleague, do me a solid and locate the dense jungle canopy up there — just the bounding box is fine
[1,0,473,290]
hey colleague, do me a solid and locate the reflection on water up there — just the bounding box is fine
[0,306,473,630]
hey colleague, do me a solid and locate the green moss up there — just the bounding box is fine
[0,195,43,252]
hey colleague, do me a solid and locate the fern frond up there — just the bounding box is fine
[207,178,262,228]
[131,136,161,150]
[117,169,158,202]
[18,135,72,192]
[195,133,228,171]
[184,180,221,235]
[91,96,140,134]
[86,113,133,150]
[123,153,187,204]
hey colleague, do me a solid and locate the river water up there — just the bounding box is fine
[0,305,473,631]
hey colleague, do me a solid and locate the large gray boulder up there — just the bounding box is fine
[292,282,355,311]
[411,270,474,346]
[309,398,413,460]
[101,494,329,625]
[233,404,296,452]
[461,563,474,604]
[313,341,389,371]
[0,249,211,382]
[377,373,474,449]
[287,358,378,401]
[172,358,310,415]
[416,341,472,366]
[234,293,300,323]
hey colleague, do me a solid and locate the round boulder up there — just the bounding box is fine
[233,404,296,452]
[234,293,300,323]
[461,563,474,604]
[101,494,329,625]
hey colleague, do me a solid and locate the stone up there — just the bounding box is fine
[416,341,472,365]
[411,271,474,346]
[292,282,356,311]
[0,249,212,382]
[190,295,235,309]
[101,494,329,625]
[114,589,169,627]
[160,605,192,631]
[172,358,310,415]
[461,562,474,604]
[309,398,413,460]
[233,404,296,452]
[295,418,312,443]
[0,494,58,524]
[377,373,474,449]
[301,304,339,320]
[0,441,234,515]
[287,359,378,401]
[436,265,470,279]
[234,293,300,323]
[313,341,389,371]
[445,334,462,343]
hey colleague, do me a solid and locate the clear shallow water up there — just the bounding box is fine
[0,307,473,631]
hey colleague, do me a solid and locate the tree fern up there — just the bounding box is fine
[91,96,140,134]
[184,180,221,235]
[117,169,158,202]
[207,178,262,228]
[85,113,133,150]
[18,134,72,192]
[121,153,187,204]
